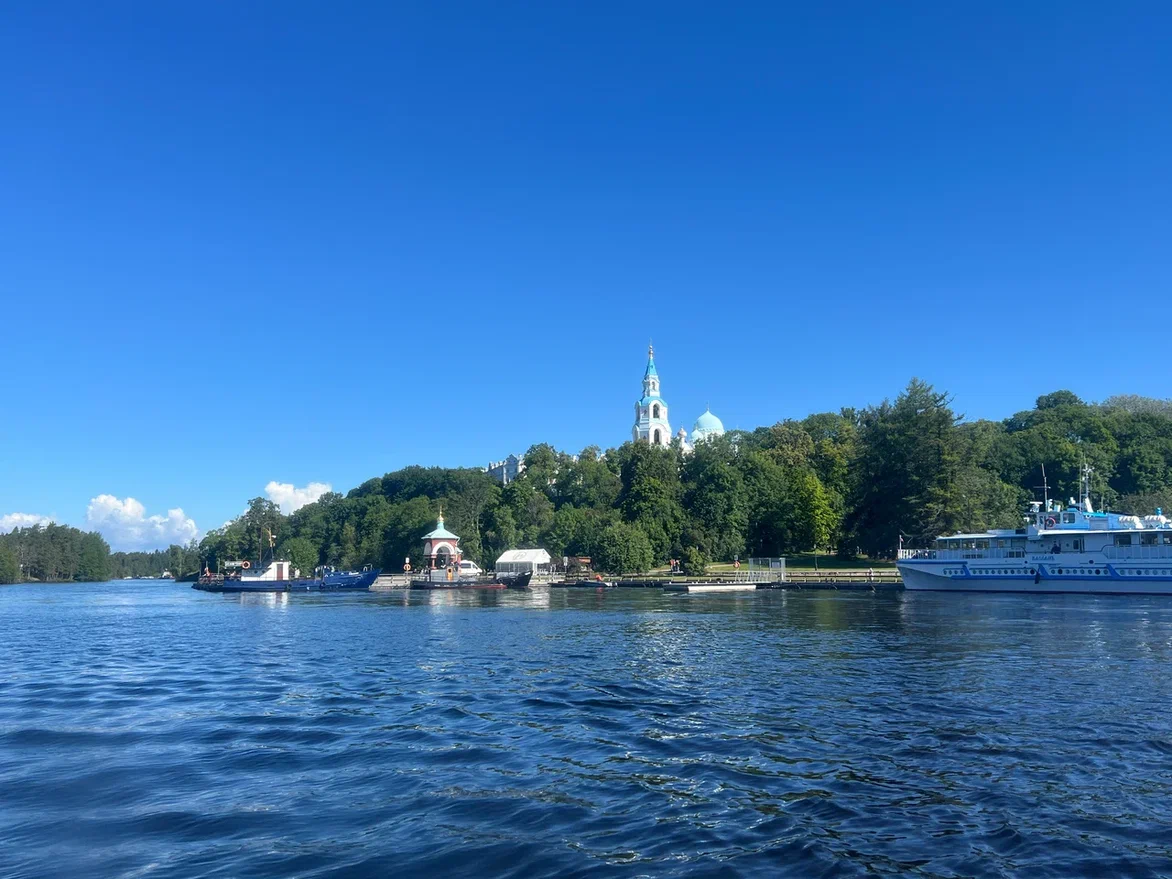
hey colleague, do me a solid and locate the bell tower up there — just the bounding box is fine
[632,344,672,447]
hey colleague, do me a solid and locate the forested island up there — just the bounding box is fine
[5,381,1172,583]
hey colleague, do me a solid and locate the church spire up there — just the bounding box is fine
[633,344,670,447]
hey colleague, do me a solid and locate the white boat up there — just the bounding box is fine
[898,465,1172,594]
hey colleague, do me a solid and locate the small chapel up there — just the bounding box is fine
[631,345,725,452]
[422,512,461,569]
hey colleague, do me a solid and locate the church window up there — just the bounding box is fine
[653,404,660,419]
[654,429,661,444]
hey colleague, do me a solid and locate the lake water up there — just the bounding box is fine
[2,583,1172,878]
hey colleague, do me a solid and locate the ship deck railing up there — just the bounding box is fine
[899,548,1027,561]
[1102,545,1172,560]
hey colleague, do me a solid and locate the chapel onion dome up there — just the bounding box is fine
[692,408,726,443]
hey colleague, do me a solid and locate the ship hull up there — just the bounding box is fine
[194,578,321,593]
[899,562,1172,595]
[320,568,381,590]
[409,571,533,590]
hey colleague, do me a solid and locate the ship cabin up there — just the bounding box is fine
[908,498,1172,563]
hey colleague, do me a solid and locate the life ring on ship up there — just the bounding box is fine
[1045,517,1056,529]
[242,560,251,569]
[403,563,411,572]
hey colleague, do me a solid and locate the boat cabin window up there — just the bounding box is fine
[1163,534,1172,546]
[1142,533,1159,546]
[1064,538,1082,552]
[1062,512,1076,524]
[1114,534,1133,547]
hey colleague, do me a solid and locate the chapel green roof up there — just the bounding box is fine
[423,515,459,541]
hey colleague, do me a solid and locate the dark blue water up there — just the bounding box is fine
[2,584,1172,878]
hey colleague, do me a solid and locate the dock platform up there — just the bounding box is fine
[664,581,761,593]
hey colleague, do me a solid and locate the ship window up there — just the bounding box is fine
[1163,534,1172,545]
[1115,535,1133,547]
[1063,513,1076,524]
[1142,533,1159,546]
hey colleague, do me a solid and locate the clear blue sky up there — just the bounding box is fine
[2,2,1169,548]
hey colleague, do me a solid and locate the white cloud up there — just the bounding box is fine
[86,495,200,551]
[265,481,332,514]
[0,512,54,533]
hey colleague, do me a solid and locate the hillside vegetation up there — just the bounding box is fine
[6,382,1172,582]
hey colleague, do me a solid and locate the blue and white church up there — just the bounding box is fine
[632,345,725,452]
[633,344,673,447]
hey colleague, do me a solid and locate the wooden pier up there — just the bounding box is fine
[776,570,902,589]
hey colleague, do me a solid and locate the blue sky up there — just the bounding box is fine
[2,2,1169,549]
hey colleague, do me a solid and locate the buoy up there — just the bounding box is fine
[242,560,251,570]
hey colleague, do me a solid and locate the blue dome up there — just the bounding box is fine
[692,409,725,440]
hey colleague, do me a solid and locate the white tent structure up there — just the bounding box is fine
[495,549,552,575]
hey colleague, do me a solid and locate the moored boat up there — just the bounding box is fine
[320,565,381,590]
[409,570,533,590]
[194,557,319,593]
[557,578,617,588]
[898,464,1172,595]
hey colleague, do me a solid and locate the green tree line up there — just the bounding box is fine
[109,544,202,579]
[7,381,1172,584]
[199,382,1172,576]
[0,524,111,583]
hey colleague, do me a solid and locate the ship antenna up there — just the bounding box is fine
[1081,458,1094,513]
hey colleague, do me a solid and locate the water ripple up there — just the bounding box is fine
[3,584,1172,877]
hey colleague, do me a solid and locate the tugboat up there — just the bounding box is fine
[194,557,320,592]
[195,528,320,593]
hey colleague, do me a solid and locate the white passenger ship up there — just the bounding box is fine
[898,466,1172,594]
